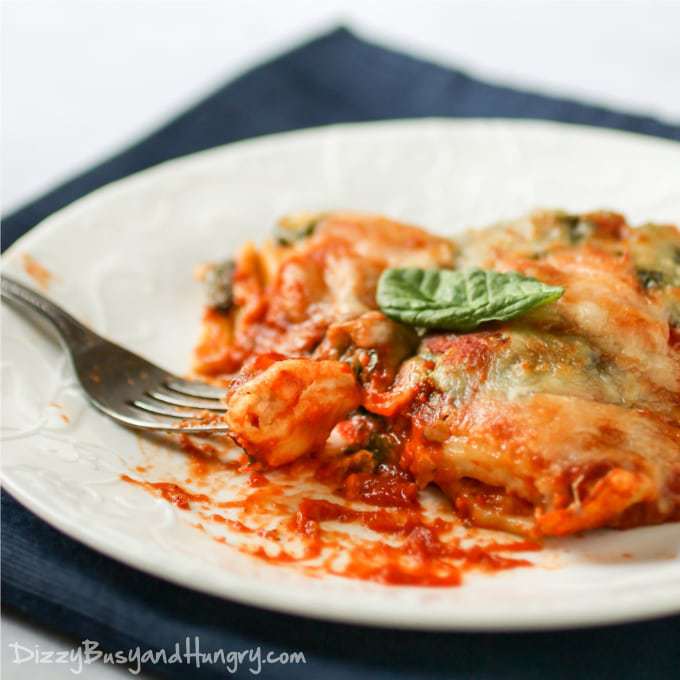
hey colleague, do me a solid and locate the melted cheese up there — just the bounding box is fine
[196,210,680,537]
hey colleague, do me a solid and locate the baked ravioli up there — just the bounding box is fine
[194,210,680,538]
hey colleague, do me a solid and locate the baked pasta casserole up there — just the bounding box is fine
[193,210,680,538]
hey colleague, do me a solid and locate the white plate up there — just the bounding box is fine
[2,119,680,631]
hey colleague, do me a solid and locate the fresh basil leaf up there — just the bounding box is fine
[376,268,564,331]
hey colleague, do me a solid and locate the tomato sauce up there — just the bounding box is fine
[121,450,538,587]
[670,325,680,350]
[341,465,419,508]
[120,474,210,510]
[22,253,54,290]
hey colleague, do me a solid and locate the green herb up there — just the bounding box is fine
[568,220,593,245]
[636,269,665,290]
[348,349,379,383]
[556,213,592,244]
[274,220,318,246]
[204,259,235,311]
[376,268,564,331]
[366,432,393,464]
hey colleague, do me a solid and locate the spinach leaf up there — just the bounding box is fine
[204,259,235,311]
[636,268,665,290]
[376,268,564,331]
[366,432,393,464]
[555,212,592,244]
[274,217,319,245]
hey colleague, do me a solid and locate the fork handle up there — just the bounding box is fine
[1,275,99,351]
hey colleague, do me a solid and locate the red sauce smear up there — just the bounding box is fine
[22,253,54,290]
[342,466,419,508]
[205,513,252,534]
[121,459,539,587]
[120,474,210,510]
[285,497,535,586]
[248,471,269,487]
[178,434,243,480]
[670,325,680,350]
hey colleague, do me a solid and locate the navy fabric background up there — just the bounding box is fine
[2,28,679,678]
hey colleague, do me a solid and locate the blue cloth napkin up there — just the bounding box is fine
[2,27,679,679]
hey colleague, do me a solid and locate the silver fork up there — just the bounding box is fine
[1,275,230,433]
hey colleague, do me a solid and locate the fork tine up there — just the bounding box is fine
[147,386,228,411]
[95,402,232,433]
[164,378,225,400]
[131,399,207,419]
